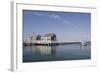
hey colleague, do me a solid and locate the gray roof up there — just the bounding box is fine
[44,33,56,37]
[32,32,41,37]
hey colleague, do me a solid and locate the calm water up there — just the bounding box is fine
[23,44,91,62]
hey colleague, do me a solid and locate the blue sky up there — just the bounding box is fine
[23,10,91,42]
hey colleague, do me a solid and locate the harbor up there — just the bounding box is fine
[23,10,91,62]
[23,32,90,46]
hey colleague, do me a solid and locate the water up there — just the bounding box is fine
[23,44,91,62]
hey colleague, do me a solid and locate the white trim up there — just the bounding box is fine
[11,1,17,71]
[11,1,97,71]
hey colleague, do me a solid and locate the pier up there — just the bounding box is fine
[23,32,90,46]
[23,41,82,46]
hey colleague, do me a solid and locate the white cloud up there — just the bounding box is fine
[33,12,71,25]
[33,12,61,20]
[48,14,61,19]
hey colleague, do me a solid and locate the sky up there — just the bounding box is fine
[23,10,91,42]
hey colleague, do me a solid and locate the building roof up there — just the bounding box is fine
[43,33,56,37]
[32,32,41,37]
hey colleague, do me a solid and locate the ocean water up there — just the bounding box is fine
[23,44,91,62]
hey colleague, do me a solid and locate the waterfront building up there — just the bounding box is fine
[41,33,56,43]
[24,32,57,45]
[31,32,41,43]
[29,32,57,44]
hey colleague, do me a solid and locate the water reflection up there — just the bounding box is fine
[80,44,91,50]
[31,45,56,56]
[23,44,91,62]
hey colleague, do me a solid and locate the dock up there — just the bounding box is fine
[23,41,82,46]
